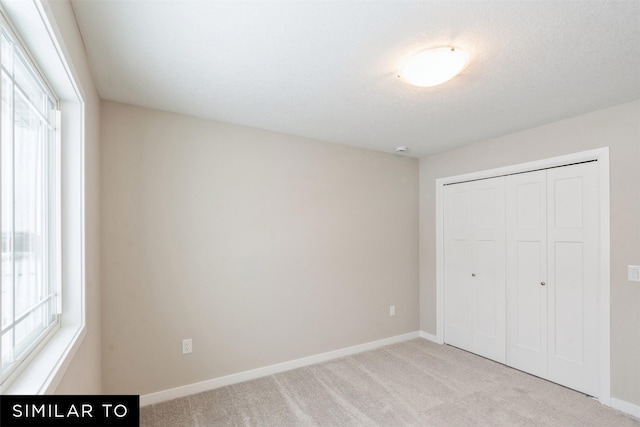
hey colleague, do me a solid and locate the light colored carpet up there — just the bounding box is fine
[140,338,640,426]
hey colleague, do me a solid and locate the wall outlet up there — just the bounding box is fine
[628,265,640,282]
[182,338,193,354]
[390,305,396,316]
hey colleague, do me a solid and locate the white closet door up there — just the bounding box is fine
[471,178,506,363]
[444,181,474,351]
[547,162,599,396]
[446,161,600,397]
[506,170,548,377]
[444,177,505,363]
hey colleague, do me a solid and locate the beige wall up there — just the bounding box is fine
[419,100,640,405]
[41,0,102,394]
[100,101,419,395]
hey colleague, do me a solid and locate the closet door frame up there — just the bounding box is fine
[434,147,610,404]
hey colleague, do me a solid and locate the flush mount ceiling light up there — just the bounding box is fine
[400,47,468,87]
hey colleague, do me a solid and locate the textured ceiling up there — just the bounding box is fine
[70,0,640,158]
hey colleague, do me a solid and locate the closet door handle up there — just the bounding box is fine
[540,281,546,286]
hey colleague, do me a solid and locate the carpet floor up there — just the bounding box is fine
[140,338,639,426]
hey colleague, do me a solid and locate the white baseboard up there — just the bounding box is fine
[610,397,640,419]
[141,331,421,406]
[419,330,442,344]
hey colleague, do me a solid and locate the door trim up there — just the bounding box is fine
[434,147,610,404]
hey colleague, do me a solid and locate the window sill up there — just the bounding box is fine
[4,324,85,395]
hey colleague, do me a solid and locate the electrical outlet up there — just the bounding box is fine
[182,338,192,354]
[628,265,640,282]
[390,305,396,316]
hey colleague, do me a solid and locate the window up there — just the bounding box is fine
[0,0,86,395]
[0,24,60,385]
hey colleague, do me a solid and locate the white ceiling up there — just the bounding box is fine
[70,0,640,158]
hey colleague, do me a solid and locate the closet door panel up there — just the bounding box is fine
[547,162,599,396]
[444,177,505,362]
[444,183,474,350]
[471,178,505,363]
[506,171,547,376]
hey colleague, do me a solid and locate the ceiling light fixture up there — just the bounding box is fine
[400,47,468,87]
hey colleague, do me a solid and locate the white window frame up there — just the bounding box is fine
[0,17,62,387]
[0,0,86,394]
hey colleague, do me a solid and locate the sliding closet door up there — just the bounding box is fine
[546,162,599,396]
[445,160,601,396]
[444,181,474,351]
[506,170,548,377]
[444,177,505,363]
[471,178,506,363]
